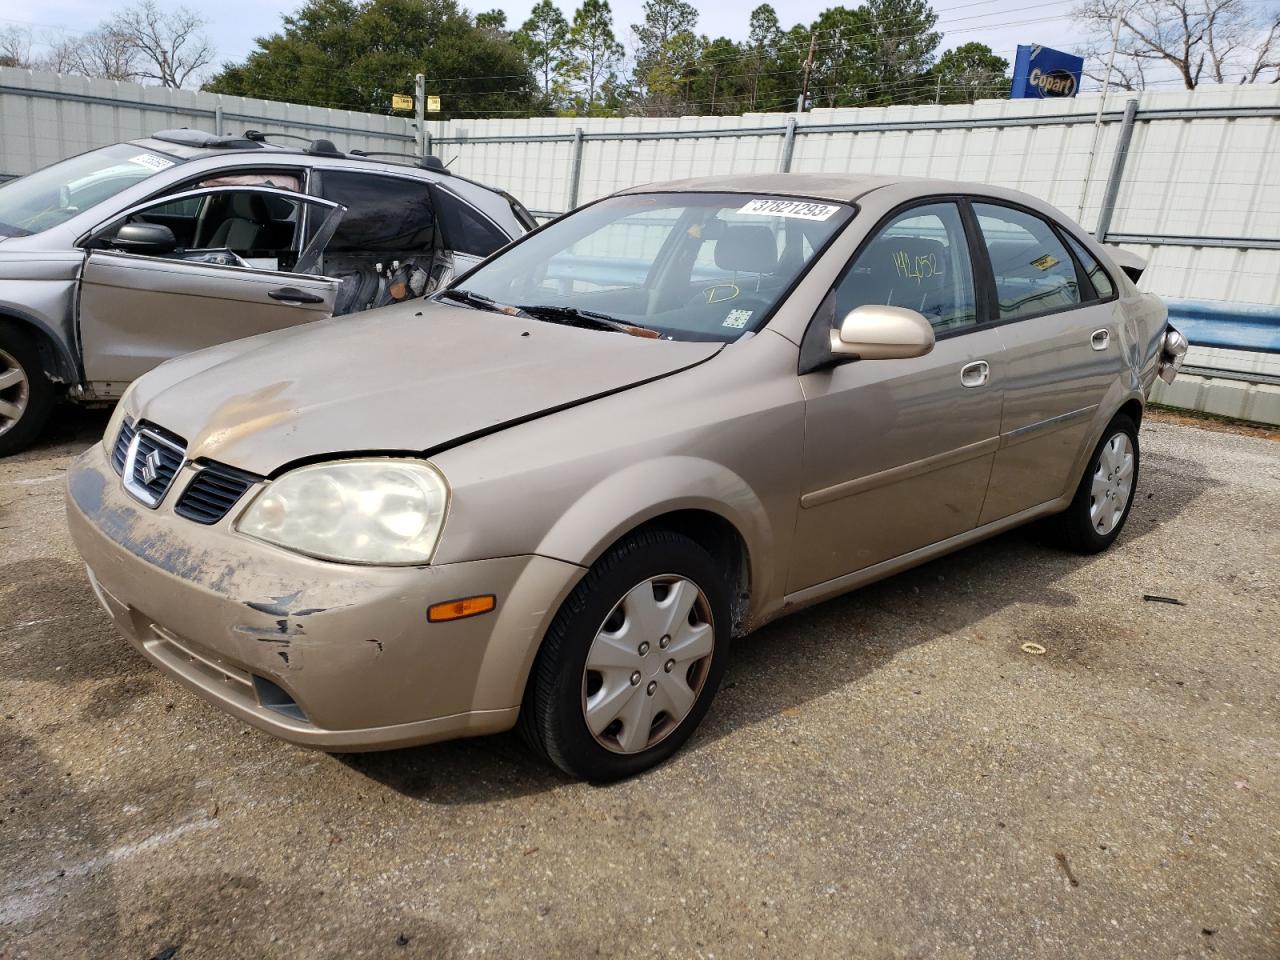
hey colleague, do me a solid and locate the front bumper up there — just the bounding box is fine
[65,444,584,751]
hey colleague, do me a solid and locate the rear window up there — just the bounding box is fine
[319,171,435,252]
[1064,233,1116,300]
[973,203,1081,320]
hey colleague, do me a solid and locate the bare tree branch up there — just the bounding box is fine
[0,25,33,68]
[1075,0,1280,88]
[110,0,213,88]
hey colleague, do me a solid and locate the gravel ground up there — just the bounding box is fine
[1,408,1277,960]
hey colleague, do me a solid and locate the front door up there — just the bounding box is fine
[790,200,1005,593]
[79,186,345,390]
[968,202,1127,523]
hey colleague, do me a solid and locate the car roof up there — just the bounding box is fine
[617,173,906,203]
[617,173,1057,211]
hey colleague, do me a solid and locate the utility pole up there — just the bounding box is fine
[415,72,426,157]
[797,31,817,112]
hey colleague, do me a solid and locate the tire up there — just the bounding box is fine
[520,528,731,781]
[1045,413,1140,554]
[0,322,55,458]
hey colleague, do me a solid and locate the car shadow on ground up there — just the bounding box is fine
[346,445,1215,804]
[7,403,112,465]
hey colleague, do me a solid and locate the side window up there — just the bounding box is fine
[319,172,435,252]
[835,202,977,333]
[192,190,302,264]
[1063,233,1116,300]
[109,188,305,269]
[973,203,1081,320]
[435,189,509,257]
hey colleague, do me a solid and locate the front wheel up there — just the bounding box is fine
[0,324,55,457]
[1046,413,1140,554]
[520,529,731,781]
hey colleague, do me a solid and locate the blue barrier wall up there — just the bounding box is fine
[1165,300,1280,354]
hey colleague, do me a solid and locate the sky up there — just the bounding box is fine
[2,0,1096,84]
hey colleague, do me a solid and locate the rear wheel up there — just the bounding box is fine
[1046,413,1139,554]
[520,529,731,781]
[0,324,55,457]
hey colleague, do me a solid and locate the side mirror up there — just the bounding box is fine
[109,222,178,256]
[830,304,935,361]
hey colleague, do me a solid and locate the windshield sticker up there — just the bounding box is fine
[128,153,176,172]
[722,308,753,329]
[738,198,840,221]
[1030,253,1060,271]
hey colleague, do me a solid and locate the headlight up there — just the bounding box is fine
[101,381,139,457]
[236,459,449,565]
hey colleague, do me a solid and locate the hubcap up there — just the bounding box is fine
[581,575,715,755]
[0,348,30,439]
[1089,432,1135,535]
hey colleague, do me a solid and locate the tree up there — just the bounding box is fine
[204,0,535,119]
[0,26,32,68]
[1075,0,1280,88]
[631,0,700,114]
[68,28,141,82]
[925,42,1009,103]
[743,5,784,110]
[516,0,572,105]
[475,9,508,36]
[567,0,624,113]
[110,1,213,88]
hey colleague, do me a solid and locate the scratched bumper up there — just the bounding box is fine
[64,444,584,751]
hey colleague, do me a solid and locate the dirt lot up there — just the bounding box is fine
[1,408,1277,960]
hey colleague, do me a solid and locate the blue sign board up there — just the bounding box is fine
[1010,45,1084,99]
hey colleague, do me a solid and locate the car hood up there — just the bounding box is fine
[130,300,722,476]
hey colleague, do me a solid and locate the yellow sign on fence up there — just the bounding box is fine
[427,96,442,113]
[391,94,414,112]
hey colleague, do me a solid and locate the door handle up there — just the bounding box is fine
[1091,328,1111,351]
[960,360,989,388]
[268,287,325,305]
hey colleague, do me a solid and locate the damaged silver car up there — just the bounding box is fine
[0,129,532,454]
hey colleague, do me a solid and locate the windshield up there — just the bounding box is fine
[449,192,854,342]
[0,143,180,237]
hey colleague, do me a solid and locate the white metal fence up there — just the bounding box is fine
[0,66,415,181]
[422,86,1280,310]
[2,67,1277,311]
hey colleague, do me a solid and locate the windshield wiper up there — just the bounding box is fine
[516,304,659,338]
[436,288,529,317]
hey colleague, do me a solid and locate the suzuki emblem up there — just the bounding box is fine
[141,448,162,485]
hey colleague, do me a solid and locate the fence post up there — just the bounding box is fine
[415,73,426,156]
[568,127,585,211]
[214,103,223,137]
[779,116,797,173]
[1095,98,1139,241]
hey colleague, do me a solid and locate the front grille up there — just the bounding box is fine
[175,462,260,525]
[122,424,186,508]
[110,418,136,475]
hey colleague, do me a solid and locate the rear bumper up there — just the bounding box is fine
[65,444,584,751]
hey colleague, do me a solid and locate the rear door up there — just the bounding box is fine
[79,186,344,389]
[969,201,1126,523]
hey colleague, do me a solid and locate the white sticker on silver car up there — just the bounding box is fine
[738,198,840,221]
[129,153,176,172]
[722,309,753,328]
